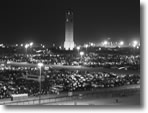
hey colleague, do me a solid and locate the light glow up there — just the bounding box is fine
[103,41,108,45]
[119,41,124,46]
[80,51,84,57]
[25,44,29,49]
[132,40,138,47]
[37,63,44,67]
[77,46,80,50]
[30,42,33,47]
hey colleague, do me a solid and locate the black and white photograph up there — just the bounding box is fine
[0,0,140,106]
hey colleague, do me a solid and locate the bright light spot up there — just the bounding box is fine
[16,44,18,46]
[84,44,88,48]
[21,44,23,47]
[132,40,138,47]
[103,41,108,45]
[25,44,29,49]
[80,51,84,56]
[90,43,94,46]
[77,46,80,50]
[37,63,44,67]
[42,45,45,48]
[30,42,33,46]
[119,41,124,46]
[0,44,4,47]
[133,40,138,45]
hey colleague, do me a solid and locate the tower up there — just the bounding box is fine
[64,10,75,50]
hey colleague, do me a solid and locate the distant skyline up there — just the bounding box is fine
[0,0,140,45]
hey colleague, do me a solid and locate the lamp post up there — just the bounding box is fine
[80,51,84,58]
[25,44,29,57]
[29,42,33,47]
[37,63,44,105]
[80,51,84,66]
[84,44,88,52]
[103,41,108,47]
[29,42,33,55]
[132,40,138,55]
[77,46,80,52]
[119,41,124,48]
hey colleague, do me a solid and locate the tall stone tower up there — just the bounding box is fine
[64,10,75,50]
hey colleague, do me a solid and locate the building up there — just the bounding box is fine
[64,10,75,50]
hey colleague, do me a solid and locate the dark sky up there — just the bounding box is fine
[0,0,140,45]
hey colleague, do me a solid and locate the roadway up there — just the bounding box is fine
[2,61,140,75]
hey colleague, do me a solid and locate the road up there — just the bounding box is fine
[3,61,140,74]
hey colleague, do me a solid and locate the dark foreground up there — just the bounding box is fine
[0,84,140,105]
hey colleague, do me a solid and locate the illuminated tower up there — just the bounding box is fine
[64,10,75,50]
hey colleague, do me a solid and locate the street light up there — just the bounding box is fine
[90,43,94,46]
[119,41,124,46]
[84,44,88,48]
[80,51,84,58]
[37,63,44,105]
[25,44,29,49]
[20,44,23,47]
[103,41,108,46]
[25,44,29,56]
[84,44,88,51]
[79,51,84,67]
[77,46,80,52]
[132,40,138,47]
[29,42,33,47]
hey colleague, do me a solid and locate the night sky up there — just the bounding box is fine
[0,0,140,45]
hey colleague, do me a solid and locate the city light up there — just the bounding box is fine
[29,42,33,47]
[25,44,29,49]
[132,40,138,47]
[37,63,44,67]
[20,44,23,47]
[0,44,3,46]
[80,51,84,57]
[84,44,88,48]
[0,4,140,106]
[119,41,124,46]
[59,46,62,49]
[103,41,108,45]
[90,43,94,46]
[77,46,80,51]
[133,40,138,45]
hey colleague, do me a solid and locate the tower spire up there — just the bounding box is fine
[64,9,75,50]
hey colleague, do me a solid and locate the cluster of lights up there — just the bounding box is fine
[0,44,5,48]
[25,42,34,49]
[132,40,138,48]
[41,44,45,48]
